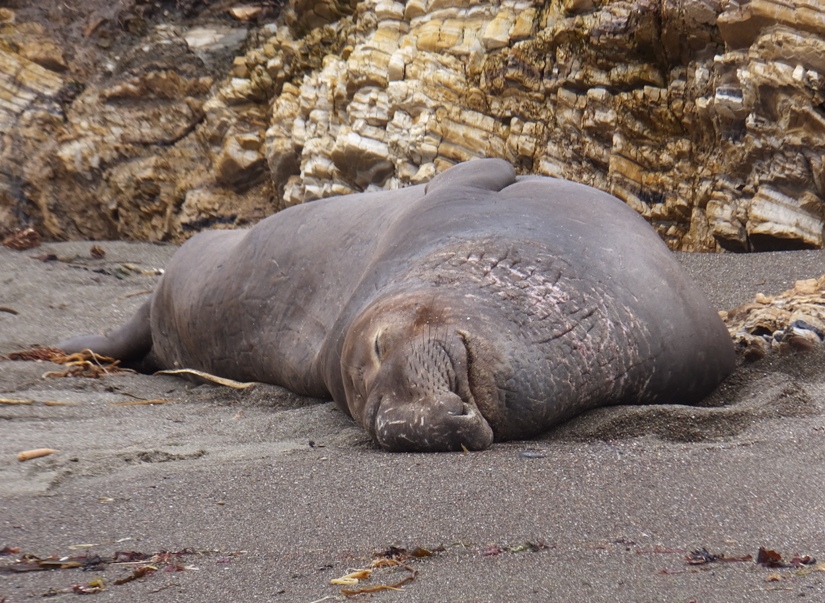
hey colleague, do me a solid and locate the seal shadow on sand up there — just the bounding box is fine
[232,347,825,447]
[544,348,825,444]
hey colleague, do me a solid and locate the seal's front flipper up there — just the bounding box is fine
[57,299,153,363]
[424,158,516,195]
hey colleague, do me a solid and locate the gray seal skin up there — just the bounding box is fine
[59,159,736,452]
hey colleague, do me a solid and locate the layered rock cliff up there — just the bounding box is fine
[1,0,824,251]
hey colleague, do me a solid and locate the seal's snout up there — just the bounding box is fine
[371,391,494,452]
[341,296,501,452]
[362,329,496,452]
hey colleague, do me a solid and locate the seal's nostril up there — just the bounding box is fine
[436,392,466,417]
[446,402,471,417]
[363,392,385,435]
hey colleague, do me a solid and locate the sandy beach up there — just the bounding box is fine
[1,241,824,602]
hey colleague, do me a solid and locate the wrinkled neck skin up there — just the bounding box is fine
[334,244,656,453]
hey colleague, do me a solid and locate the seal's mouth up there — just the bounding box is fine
[362,331,494,452]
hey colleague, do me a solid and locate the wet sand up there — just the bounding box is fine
[1,242,824,602]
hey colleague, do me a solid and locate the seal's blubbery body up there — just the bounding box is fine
[59,159,736,451]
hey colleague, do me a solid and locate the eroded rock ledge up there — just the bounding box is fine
[1,0,824,251]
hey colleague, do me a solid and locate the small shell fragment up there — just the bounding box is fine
[229,5,263,20]
[17,448,58,461]
[331,569,372,585]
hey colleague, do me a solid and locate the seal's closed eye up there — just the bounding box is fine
[373,331,383,361]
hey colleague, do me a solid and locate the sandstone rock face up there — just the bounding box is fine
[1,0,824,250]
[0,4,273,241]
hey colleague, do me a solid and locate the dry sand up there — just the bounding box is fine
[1,241,824,602]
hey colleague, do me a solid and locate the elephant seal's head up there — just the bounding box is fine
[341,291,500,452]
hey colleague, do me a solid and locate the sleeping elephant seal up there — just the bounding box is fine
[59,159,736,452]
